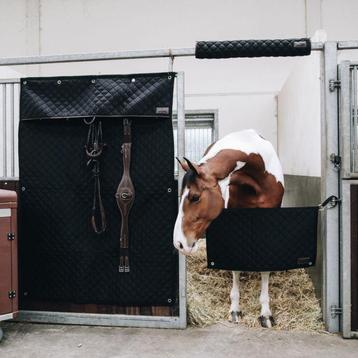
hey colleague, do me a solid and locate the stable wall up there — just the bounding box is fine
[277,52,322,300]
[277,53,321,178]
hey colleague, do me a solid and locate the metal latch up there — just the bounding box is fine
[330,305,342,318]
[329,79,341,92]
[8,290,16,299]
[319,195,341,210]
[330,153,341,169]
[7,232,15,241]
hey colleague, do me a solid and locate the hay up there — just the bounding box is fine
[187,241,324,331]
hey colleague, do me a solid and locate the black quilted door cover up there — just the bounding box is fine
[19,73,178,306]
[206,207,318,272]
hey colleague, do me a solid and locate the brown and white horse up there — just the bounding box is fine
[174,129,284,327]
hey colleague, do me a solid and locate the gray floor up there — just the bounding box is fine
[1,322,358,358]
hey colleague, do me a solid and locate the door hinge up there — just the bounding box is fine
[330,305,342,318]
[8,290,16,299]
[329,79,341,92]
[330,153,341,169]
[7,232,15,241]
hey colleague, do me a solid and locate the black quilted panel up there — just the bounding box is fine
[195,38,311,59]
[206,207,318,272]
[20,73,175,120]
[19,74,178,306]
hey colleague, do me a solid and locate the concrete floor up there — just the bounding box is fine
[1,322,358,358]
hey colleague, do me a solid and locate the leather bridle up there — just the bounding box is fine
[84,117,107,234]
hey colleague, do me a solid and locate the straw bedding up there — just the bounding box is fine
[187,241,324,331]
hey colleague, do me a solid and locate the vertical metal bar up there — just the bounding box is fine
[353,67,357,172]
[176,72,187,329]
[13,83,20,178]
[340,62,353,178]
[355,67,358,171]
[9,83,15,178]
[213,110,219,141]
[321,41,340,332]
[339,61,352,337]
[341,181,353,338]
[2,84,6,177]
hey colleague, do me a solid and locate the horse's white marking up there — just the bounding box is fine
[230,271,241,314]
[260,271,272,326]
[218,176,230,208]
[199,129,284,186]
[173,188,199,255]
[218,160,246,208]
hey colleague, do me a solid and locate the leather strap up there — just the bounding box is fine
[115,119,135,273]
[85,118,107,234]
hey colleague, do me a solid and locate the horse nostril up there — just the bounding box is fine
[179,242,183,249]
[192,242,196,248]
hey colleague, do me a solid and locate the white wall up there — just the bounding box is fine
[277,53,321,177]
[1,0,358,164]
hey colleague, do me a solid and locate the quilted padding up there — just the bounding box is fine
[195,39,311,59]
[206,207,318,272]
[19,73,178,306]
[20,72,175,120]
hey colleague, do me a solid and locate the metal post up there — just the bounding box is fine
[9,83,15,178]
[2,84,6,178]
[338,61,351,337]
[321,42,340,332]
[176,72,187,329]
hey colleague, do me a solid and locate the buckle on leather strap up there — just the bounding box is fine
[119,255,130,273]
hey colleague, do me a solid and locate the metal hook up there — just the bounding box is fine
[168,49,175,73]
[83,116,96,125]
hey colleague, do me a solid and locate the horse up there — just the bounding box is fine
[173,129,284,328]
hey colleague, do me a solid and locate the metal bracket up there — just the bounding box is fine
[330,153,341,169]
[329,79,341,92]
[330,305,342,318]
[319,195,341,210]
[7,232,15,240]
[8,290,16,299]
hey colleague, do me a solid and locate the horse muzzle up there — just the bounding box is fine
[173,237,199,255]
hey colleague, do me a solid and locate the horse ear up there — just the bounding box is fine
[183,157,200,176]
[176,157,189,172]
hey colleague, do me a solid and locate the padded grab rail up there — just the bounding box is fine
[195,38,311,59]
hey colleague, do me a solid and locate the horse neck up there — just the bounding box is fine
[200,149,247,180]
[199,158,236,209]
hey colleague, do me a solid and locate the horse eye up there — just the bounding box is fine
[191,194,200,203]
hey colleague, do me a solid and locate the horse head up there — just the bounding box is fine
[173,157,224,255]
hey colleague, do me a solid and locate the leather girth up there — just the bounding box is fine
[115,119,135,273]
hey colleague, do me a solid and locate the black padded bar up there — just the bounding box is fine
[195,38,311,59]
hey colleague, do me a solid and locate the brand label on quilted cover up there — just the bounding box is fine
[156,107,169,115]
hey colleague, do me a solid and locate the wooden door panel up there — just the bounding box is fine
[0,216,12,315]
